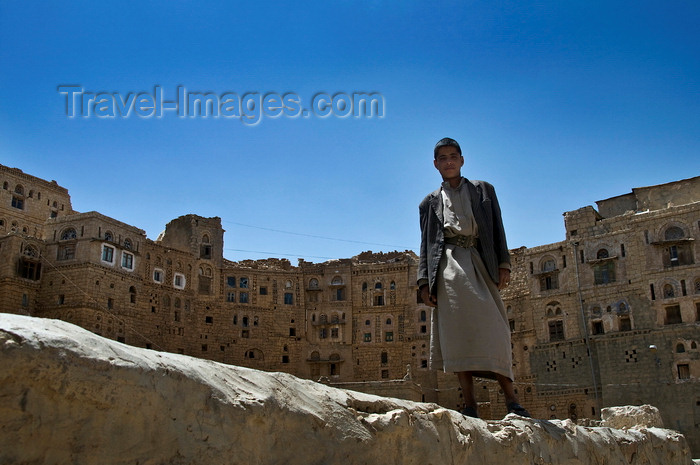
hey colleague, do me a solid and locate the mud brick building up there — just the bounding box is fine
[1,163,698,453]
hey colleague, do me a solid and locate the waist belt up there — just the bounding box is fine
[444,235,478,248]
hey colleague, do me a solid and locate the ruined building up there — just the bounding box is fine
[1,163,698,454]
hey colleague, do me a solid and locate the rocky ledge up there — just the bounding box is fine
[0,314,692,465]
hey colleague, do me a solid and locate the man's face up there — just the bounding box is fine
[434,146,464,180]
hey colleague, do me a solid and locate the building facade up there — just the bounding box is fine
[1,164,698,453]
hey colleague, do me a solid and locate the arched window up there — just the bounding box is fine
[202,234,210,243]
[375,282,383,290]
[597,249,609,259]
[542,258,556,272]
[663,284,675,298]
[310,351,320,361]
[309,278,319,289]
[104,231,113,242]
[664,226,685,241]
[390,281,396,290]
[23,245,39,257]
[362,282,368,291]
[285,280,292,289]
[319,314,328,324]
[60,228,77,240]
[14,184,24,195]
[123,238,132,250]
[331,276,343,285]
[386,318,392,325]
[676,343,686,353]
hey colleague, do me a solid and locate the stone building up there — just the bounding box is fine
[1,163,698,454]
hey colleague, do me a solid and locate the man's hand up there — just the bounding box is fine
[498,268,511,290]
[420,285,437,307]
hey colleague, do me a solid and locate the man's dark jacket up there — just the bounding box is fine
[417,178,510,296]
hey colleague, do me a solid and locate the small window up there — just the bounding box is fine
[101,245,115,264]
[665,305,682,325]
[259,286,267,295]
[227,276,236,287]
[60,228,77,240]
[239,292,249,303]
[548,320,565,341]
[385,331,394,342]
[364,333,372,342]
[173,273,186,290]
[592,321,604,335]
[153,269,164,283]
[121,252,134,270]
[284,292,293,305]
[11,196,24,210]
[381,352,388,364]
[239,277,249,288]
[226,292,236,302]
[123,238,132,250]
[677,364,690,380]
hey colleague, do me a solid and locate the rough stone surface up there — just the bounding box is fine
[0,314,693,465]
[602,405,665,430]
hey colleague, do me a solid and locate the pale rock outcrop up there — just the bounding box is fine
[0,314,693,465]
[602,405,665,430]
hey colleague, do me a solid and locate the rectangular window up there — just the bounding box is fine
[319,328,328,339]
[121,252,134,270]
[57,244,75,260]
[22,294,29,307]
[592,321,604,335]
[101,245,115,264]
[18,258,41,280]
[665,305,682,325]
[282,355,289,364]
[200,244,212,259]
[241,329,249,338]
[239,277,249,288]
[381,369,389,379]
[619,316,631,331]
[239,292,249,303]
[289,327,296,337]
[331,328,339,338]
[594,262,615,285]
[548,320,565,341]
[374,295,385,306]
[677,364,690,380]
[226,292,236,302]
[385,331,394,342]
[205,316,213,324]
[336,288,345,301]
[364,333,372,342]
[173,273,186,290]
[153,269,163,283]
[58,294,65,305]
[284,292,293,305]
[259,286,267,295]
[11,196,24,210]
[107,298,114,309]
[420,325,427,333]
[227,276,236,287]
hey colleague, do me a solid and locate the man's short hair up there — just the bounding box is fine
[434,138,462,159]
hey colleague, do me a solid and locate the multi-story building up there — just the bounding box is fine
[1,163,698,453]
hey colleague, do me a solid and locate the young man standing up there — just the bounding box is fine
[417,137,530,419]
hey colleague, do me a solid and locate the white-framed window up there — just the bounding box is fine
[153,268,164,284]
[101,244,115,265]
[121,251,134,271]
[173,272,186,290]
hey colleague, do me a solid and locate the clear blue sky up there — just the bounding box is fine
[1,1,698,262]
